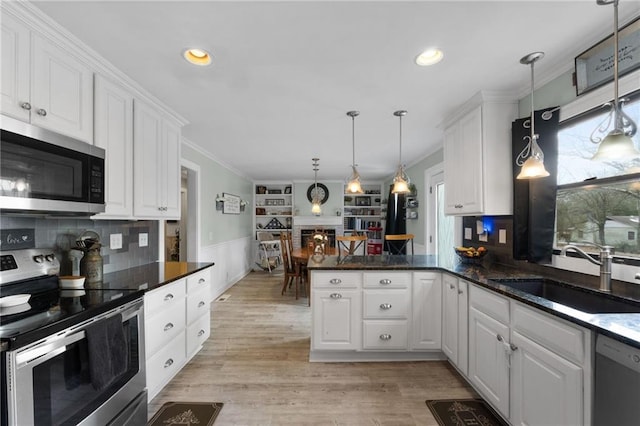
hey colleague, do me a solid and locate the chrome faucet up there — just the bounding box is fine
[560,242,614,292]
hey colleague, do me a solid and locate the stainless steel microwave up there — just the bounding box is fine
[0,116,105,215]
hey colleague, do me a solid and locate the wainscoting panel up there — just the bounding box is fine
[199,236,253,300]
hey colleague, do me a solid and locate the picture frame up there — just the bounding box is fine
[277,199,285,206]
[355,196,371,206]
[222,192,241,214]
[575,16,640,96]
[267,189,282,194]
[284,186,292,194]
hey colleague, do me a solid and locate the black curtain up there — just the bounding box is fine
[512,107,559,263]
[384,185,407,253]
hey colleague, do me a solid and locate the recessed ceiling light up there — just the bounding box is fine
[183,48,212,66]
[415,48,443,66]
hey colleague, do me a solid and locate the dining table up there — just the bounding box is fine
[289,246,342,306]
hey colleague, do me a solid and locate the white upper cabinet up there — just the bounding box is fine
[443,91,517,216]
[133,100,181,219]
[93,75,134,218]
[1,12,93,143]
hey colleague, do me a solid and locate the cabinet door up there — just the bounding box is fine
[468,306,510,418]
[510,331,583,426]
[441,274,458,362]
[1,12,30,121]
[133,100,163,217]
[443,124,462,214]
[456,106,483,214]
[93,75,133,218]
[457,279,469,375]
[162,119,181,218]
[31,34,93,142]
[411,272,441,350]
[312,289,360,351]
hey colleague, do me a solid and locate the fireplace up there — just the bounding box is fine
[300,229,336,250]
[292,216,343,249]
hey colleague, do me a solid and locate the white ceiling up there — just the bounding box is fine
[31,1,640,182]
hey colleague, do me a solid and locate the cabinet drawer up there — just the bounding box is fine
[186,287,210,325]
[145,302,186,357]
[145,280,186,316]
[469,284,509,324]
[363,272,410,289]
[187,312,211,357]
[312,271,361,289]
[362,320,408,350]
[363,289,410,319]
[146,332,186,397]
[187,268,212,294]
[512,302,586,364]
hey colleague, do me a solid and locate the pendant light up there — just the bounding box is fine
[311,158,322,215]
[346,111,364,194]
[516,52,550,179]
[591,0,639,160]
[392,110,411,194]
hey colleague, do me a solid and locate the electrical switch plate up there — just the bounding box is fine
[464,228,472,240]
[110,233,123,250]
[478,233,488,242]
[499,229,507,244]
[139,233,148,247]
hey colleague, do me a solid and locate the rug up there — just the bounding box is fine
[148,402,223,426]
[426,399,508,426]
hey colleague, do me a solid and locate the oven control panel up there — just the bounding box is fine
[0,249,59,285]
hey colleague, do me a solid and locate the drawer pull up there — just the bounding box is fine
[36,108,47,116]
[198,301,206,308]
[20,102,31,110]
[198,329,205,337]
[379,334,392,341]
[164,358,174,368]
[379,279,392,285]
[198,278,205,284]
[329,278,342,284]
[164,293,174,301]
[164,322,174,331]
[455,204,463,209]
[379,303,392,310]
[329,293,342,299]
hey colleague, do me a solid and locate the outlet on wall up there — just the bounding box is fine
[110,233,123,250]
[139,233,148,247]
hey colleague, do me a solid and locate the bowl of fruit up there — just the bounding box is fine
[454,246,488,264]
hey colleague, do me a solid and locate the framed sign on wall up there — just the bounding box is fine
[222,193,241,214]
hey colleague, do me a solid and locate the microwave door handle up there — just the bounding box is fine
[15,329,86,368]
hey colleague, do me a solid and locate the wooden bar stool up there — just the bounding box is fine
[384,233,415,255]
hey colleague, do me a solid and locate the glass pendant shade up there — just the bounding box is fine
[311,201,322,215]
[592,132,640,160]
[346,111,364,194]
[346,166,363,194]
[311,157,321,215]
[391,110,410,194]
[517,155,550,179]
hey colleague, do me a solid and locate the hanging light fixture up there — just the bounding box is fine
[591,0,639,160]
[516,52,550,179]
[346,111,364,194]
[311,158,322,215]
[392,110,411,194]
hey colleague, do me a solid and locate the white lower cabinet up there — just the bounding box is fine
[312,289,361,351]
[441,274,468,374]
[411,272,442,350]
[144,267,214,401]
[468,284,591,425]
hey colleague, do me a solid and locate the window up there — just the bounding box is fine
[555,91,640,259]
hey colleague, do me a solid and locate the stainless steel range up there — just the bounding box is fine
[0,248,147,426]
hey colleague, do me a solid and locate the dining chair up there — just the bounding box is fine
[336,234,367,255]
[384,233,415,255]
[279,231,299,296]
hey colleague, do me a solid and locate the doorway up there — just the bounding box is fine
[165,161,200,261]
[425,165,457,264]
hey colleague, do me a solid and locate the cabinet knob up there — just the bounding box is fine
[198,301,205,308]
[329,293,342,299]
[510,343,518,352]
[496,334,503,342]
[164,358,174,368]
[198,329,205,337]
[329,278,342,284]
[36,108,47,116]
[198,278,206,284]
[449,283,456,289]
[379,279,392,285]
[379,334,392,341]
[458,290,464,295]
[164,293,174,301]
[379,303,392,310]
[20,102,31,110]
[164,322,174,331]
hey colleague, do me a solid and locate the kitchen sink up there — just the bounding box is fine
[488,278,640,314]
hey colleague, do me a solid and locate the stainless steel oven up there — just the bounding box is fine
[0,116,105,215]
[4,298,146,426]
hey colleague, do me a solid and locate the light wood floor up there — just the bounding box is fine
[148,271,476,425]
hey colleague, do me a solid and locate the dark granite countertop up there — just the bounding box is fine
[307,254,640,349]
[98,261,215,292]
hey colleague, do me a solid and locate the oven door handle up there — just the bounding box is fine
[15,329,86,367]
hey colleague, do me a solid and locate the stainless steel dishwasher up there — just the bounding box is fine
[593,334,640,426]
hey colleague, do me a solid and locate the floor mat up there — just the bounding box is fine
[426,399,507,426]
[148,402,223,426]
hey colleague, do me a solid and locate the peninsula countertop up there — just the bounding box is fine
[306,254,640,348]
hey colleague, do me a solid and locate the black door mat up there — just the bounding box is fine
[148,402,223,426]
[426,399,508,426]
